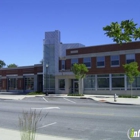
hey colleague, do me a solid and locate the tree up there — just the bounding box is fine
[123,62,140,97]
[0,60,6,68]
[103,19,140,44]
[7,63,18,68]
[71,63,88,95]
[103,20,140,97]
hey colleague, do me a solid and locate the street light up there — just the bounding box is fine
[46,64,49,92]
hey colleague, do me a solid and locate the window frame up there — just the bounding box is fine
[96,56,105,68]
[71,58,78,66]
[111,55,120,67]
[126,54,135,64]
[83,57,91,68]
[59,79,65,90]
[61,60,65,70]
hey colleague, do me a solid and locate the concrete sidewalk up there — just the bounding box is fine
[85,95,140,105]
[0,93,140,105]
[0,128,79,140]
[48,94,140,105]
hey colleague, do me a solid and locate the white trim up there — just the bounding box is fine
[70,50,78,54]
[6,74,18,77]
[23,73,34,76]
[65,49,140,59]
[125,75,127,91]
[109,74,112,91]
[37,72,43,74]
[95,75,97,91]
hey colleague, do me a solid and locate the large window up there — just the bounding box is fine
[59,79,65,90]
[84,75,95,90]
[24,77,34,90]
[7,78,17,90]
[46,75,55,90]
[83,57,91,67]
[127,76,140,90]
[112,74,124,90]
[111,55,120,66]
[126,54,135,64]
[97,74,109,89]
[71,58,78,66]
[61,60,65,70]
[97,56,105,67]
[0,78,1,90]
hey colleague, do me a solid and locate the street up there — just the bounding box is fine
[0,96,139,140]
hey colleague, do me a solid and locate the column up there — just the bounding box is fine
[124,74,127,91]
[34,75,37,91]
[109,74,112,91]
[95,75,97,91]
[55,77,59,94]
[65,78,69,94]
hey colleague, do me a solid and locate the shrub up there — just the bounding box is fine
[68,93,84,96]
[27,91,44,95]
[118,95,138,98]
[19,109,47,140]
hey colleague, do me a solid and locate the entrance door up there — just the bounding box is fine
[73,81,79,93]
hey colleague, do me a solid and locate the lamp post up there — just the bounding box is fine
[46,64,49,92]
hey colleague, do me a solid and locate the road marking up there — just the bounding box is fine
[42,97,48,102]
[31,107,60,110]
[63,111,114,116]
[63,98,76,104]
[37,122,57,129]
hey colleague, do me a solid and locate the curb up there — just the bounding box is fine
[105,101,134,105]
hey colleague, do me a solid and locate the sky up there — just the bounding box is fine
[0,0,140,66]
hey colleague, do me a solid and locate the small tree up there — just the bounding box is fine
[103,19,140,44]
[7,63,18,68]
[123,62,140,97]
[71,63,88,95]
[0,60,6,68]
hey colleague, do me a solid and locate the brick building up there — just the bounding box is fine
[1,30,140,95]
[0,64,43,92]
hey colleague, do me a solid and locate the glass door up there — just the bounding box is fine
[73,81,79,93]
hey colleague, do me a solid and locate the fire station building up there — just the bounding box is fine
[0,30,140,95]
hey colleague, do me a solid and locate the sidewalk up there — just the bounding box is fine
[47,94,140,105]
[85,95,140,105]
[0,93,140,105]
[0,128,79,140]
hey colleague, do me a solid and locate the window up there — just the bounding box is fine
[0,78,1,89]
[7,78,17,90]
[112,74,124,90]
[97,56,105,67]
[127,76,140,90]
[111,55,120,66]
[61,60,65,70]
[59,79,65,90]
[46,75,55,90]
[24,77,34,90]
[97,74,109,89]
[84,75,95,90]
[126,54,135,64]
[83,57,91,67]
[71,58,78,66]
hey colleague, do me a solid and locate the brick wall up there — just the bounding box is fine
[66,41,140,55]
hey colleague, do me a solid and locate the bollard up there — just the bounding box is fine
[114,93,117,102]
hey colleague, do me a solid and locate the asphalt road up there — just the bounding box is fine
[0,96,139,140]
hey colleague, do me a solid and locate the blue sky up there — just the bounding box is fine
[0,0,140,66]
